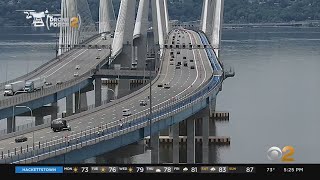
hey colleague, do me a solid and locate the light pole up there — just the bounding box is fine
[15,106,34,149]
[147,58,152,150]
[5,61,8,82]
[102,88,116,101]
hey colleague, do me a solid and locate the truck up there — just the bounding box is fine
[51,119,71,132]
[24,77,45,92]
[4,81,25,96]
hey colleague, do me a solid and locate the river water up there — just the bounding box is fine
[1,26,320,163]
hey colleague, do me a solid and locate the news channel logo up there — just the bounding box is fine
[267,146,295,162]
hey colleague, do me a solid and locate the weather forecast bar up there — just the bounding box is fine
[0,165,316,175]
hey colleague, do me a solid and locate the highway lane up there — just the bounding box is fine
[0,36,112,101]
[0,29,214,158]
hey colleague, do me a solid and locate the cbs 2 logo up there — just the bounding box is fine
[267,146,295,162]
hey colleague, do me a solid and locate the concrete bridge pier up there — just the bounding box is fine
[95,77,102,107]
[202,115,210,164]
[51,93,58,121]
[75,91,88,113]
[117,79,131,99]
[35,115,44,126]
[151,131,160,164]
[7,117,14,134]
[187,117,195,163]
[172,123,180,164]
[66,95,73,117]
[209,96,217,118]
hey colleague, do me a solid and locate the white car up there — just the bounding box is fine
[98,49,102,51]
[122,109,132,116]
[139,100,147,106]
[164,83,170,89]
[74,72,79,77]
[75,65,80,70]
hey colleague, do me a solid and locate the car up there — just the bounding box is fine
[158,83,163,87]
[122,109,132,116]
[74,72,79,77]
[184,61,188,67]
[176,66,181,69]
[139,100,147,106]
[15,136,27,143]
[110,33,114,38]
[170,61,174,65]
[164,83,170,89]
[98,48,102,51]
[51,119,71,132]
[183,56,186,59]
[190,59,194,62]
[177,51,180,54]
[56,80,63,85]
[177,62,182,66]
[75,65,80,70]
[96,56,101,59]
[170,58,174,61]
[190,65,195,69]
[44,81,52,86]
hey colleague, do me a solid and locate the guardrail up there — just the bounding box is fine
[0,30,224,164]
[0,34,101,91]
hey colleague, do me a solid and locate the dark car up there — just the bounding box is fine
[51,119,71,132]
[139,100,147,106]
[15,136,27,143]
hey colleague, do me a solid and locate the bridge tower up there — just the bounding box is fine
[99,0,116,34]
[58,0,79,55]
[58,0,96,55]
[133,0,150,71]
[200,0,224,57]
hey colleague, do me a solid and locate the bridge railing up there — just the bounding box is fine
[0,34,101,91]
[0,30,224,164]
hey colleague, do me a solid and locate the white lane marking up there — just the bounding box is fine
[0,148,3,150]
[43,38,102,78]
[88,122,92,124]
[46,131,51,134]
[40,136,44,139]
[74,126,79,129]
[45,49,89,78]
[78,122,82,124]
[53,136,58,139]
[113,117,116,119]
[9,142,14,144]
[28,136,32,139]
